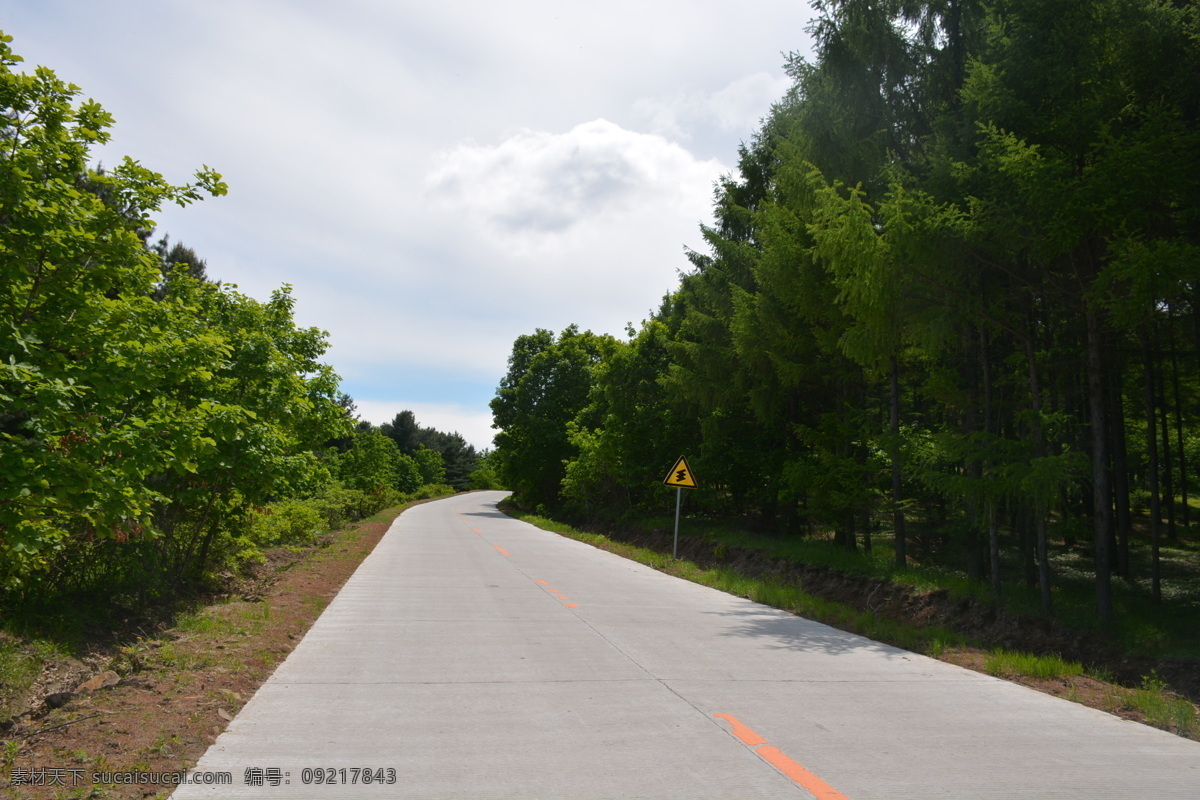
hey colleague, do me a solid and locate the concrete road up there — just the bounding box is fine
[173,490,1200,799]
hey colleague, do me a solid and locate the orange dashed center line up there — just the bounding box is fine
[472,528,483,535]
[714,714,851,800]
[492,545,510,556]
[534,579,580,609]
[714,714,767,746]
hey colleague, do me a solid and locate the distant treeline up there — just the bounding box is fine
[372,410,481,490]
[0,33,480,604]
[489,0,1200,624]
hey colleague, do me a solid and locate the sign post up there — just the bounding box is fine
[662,455,698,560]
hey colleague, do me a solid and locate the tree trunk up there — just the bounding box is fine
[890,354,907,567]
[857,434,871,553]
[964,331,984,582]
[1158,366,1177,542]
[980,326,1002,599]
[987,499,1001,598]
[1140,325,1163,604]
[1024,320,1053,614]
[1107,356,1132,578]
[1086,302,1114,623]
[1169,308,1188,530]
[1018,507,1037,587]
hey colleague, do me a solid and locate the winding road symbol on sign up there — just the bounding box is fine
[663,455,698,488]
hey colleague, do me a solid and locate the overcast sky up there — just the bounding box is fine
[2,0,815,450]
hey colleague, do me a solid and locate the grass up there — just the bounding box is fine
[0,638,68,723]
[1117,674,1200,737]
[173,610,243,638]
[141,734,181,758]
[146,643,218,672]
[983,650,1084,680]
[1027,529,1200,658]
[2,738,22,772]
[0,640,42,713]
[238,600,271,622]
[302,596,328,614]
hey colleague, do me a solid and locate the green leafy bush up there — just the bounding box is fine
[247,500,325,547]
[413,447,446,485]
[410,484,456,501]
[311,485,390,529]
[468,451,505,490]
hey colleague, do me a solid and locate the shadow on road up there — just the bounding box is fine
[460,509,510,520]
[709,605,913,660]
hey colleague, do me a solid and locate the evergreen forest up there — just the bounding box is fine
[490,0,1200,627]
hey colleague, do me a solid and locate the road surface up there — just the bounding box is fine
[173,490,1200,799]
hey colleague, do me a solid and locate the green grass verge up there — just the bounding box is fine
[984,650,1084,680]
[1118,674,1200,737]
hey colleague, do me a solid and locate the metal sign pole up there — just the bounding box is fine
[662,455,696,561]
[673,486,682,560]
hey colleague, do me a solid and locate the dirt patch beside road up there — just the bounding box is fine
[1,505,407,800]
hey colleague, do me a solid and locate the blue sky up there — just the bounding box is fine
[1,0,815,450]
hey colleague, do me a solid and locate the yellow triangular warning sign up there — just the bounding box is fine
[663,455,698,489]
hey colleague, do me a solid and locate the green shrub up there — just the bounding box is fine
[414,447,446,485]
[468,451,505,490]
[331,431,422,494]
[312,485,377,529]
[247,500,325,547]
[411,484,456,501]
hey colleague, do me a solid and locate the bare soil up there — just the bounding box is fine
[1,508,402,800]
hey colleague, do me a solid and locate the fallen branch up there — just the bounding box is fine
[14,711,104,740]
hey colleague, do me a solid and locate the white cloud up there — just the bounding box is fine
[633,72,796,145]
[418,119,724,339]
[426,119,721,248]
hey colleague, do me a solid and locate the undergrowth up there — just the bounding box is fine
[1118,674,1200,738]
